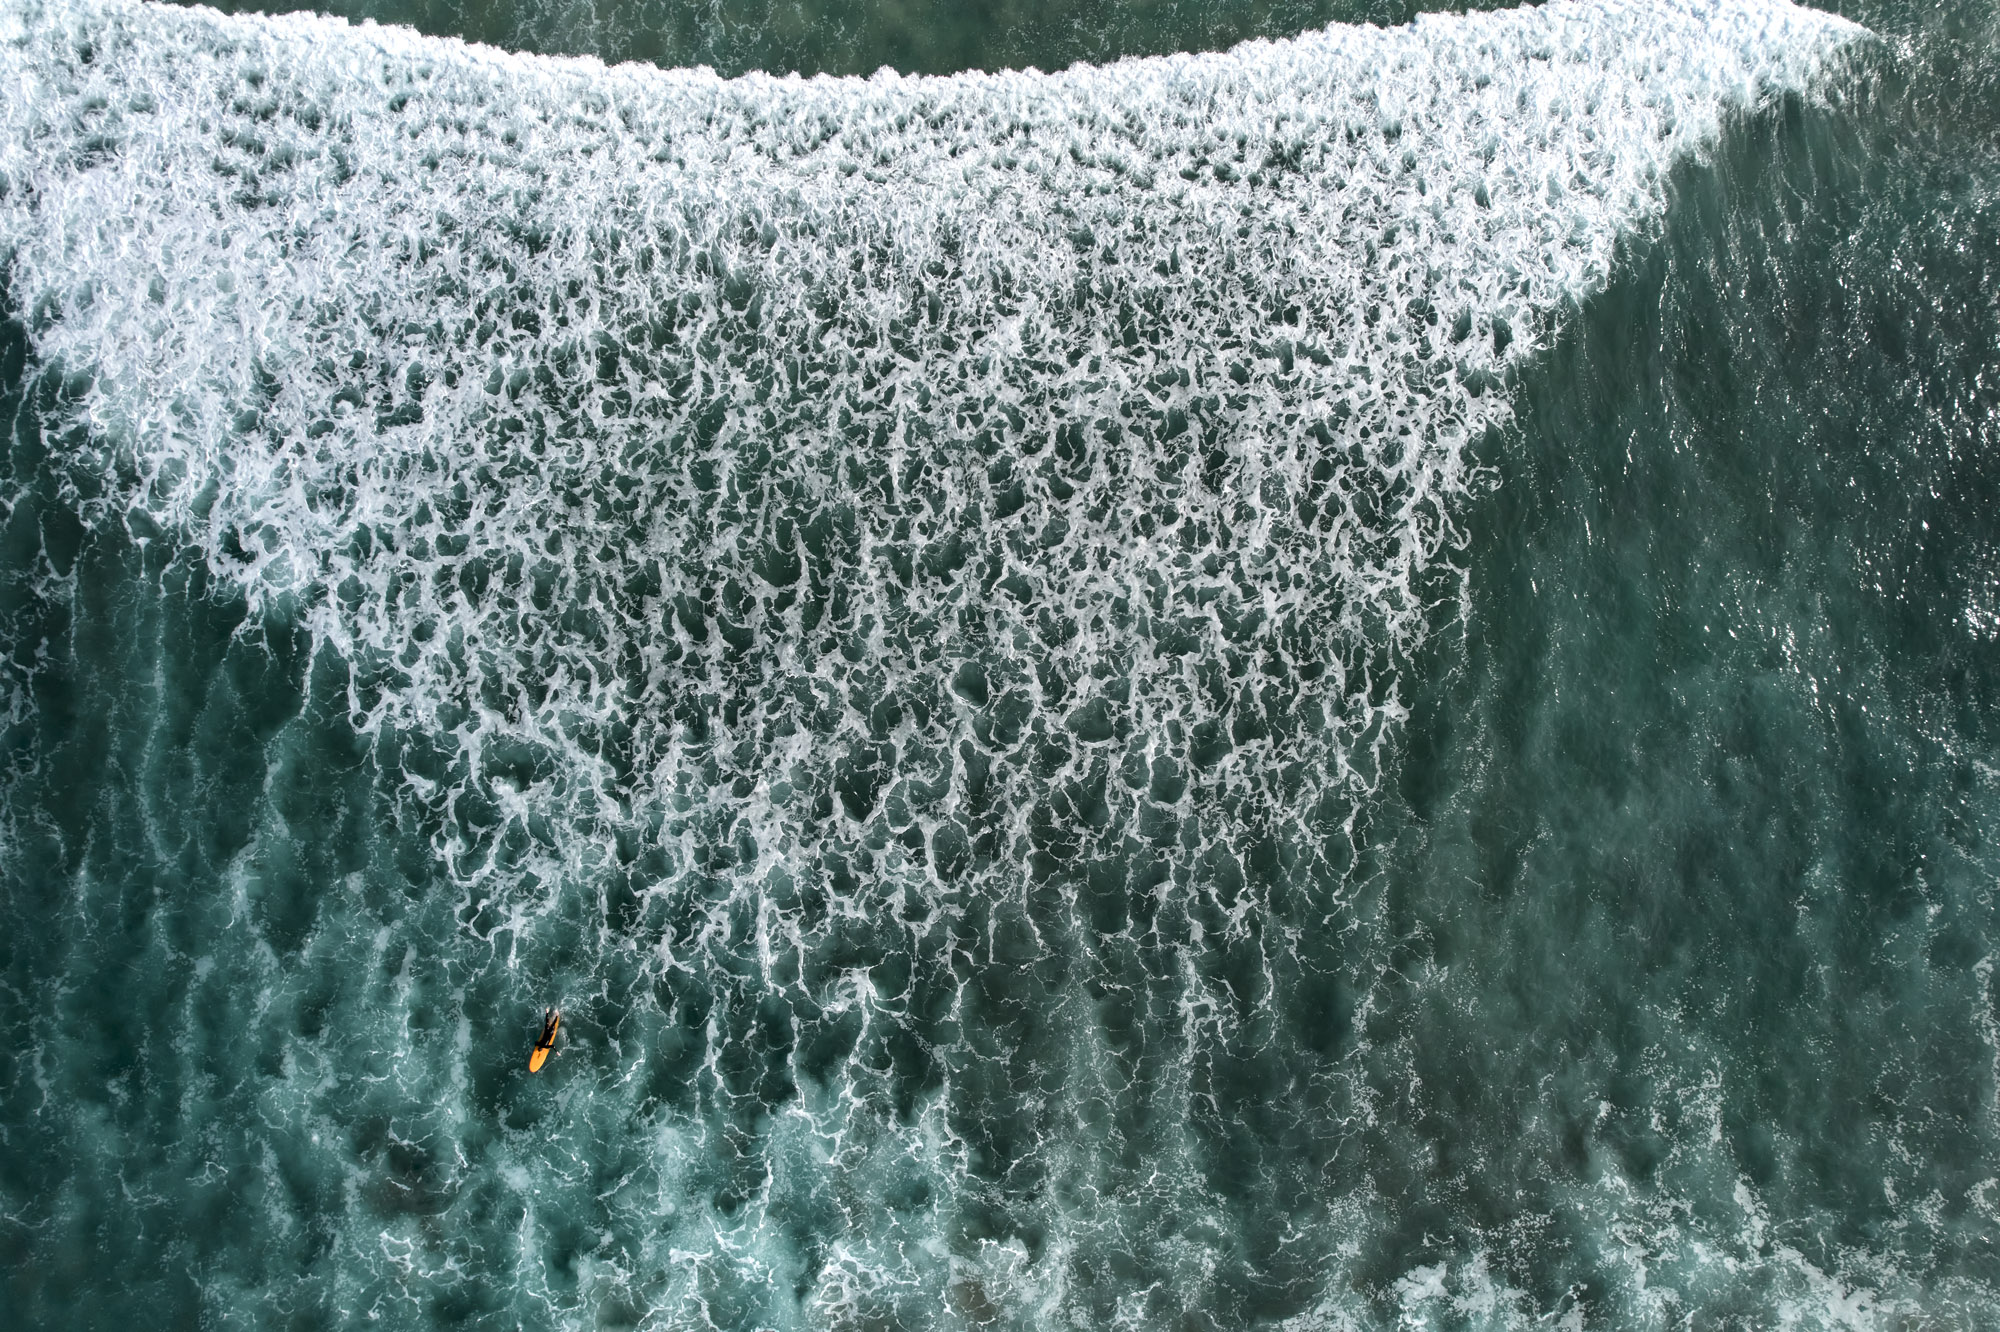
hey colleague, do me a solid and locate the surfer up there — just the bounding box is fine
[529,1007,560,1072]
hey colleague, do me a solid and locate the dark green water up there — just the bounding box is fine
[1,0,1997,1327]
[173,0,1524,80]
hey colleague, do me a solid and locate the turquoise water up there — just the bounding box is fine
[2,0,1997,1326]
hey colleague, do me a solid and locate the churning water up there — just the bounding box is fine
[2,0,1997,1326]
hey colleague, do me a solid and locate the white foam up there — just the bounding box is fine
[0,0,1871,1321]
[0,0,1864,912]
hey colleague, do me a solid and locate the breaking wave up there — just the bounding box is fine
[0,0,1872,1324]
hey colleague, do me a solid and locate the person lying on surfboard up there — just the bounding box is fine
[530,1007,560,1072]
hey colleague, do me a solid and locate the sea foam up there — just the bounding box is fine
[0,0,1870,1324]
[0,0,1864,915]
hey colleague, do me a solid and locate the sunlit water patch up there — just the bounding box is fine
[0,0,1890,1326]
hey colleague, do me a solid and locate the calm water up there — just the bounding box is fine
[2,0,1997,1326]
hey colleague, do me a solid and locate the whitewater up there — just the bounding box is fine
[11,0,1989,1327]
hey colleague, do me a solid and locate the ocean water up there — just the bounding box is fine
[1,0,1997,1326]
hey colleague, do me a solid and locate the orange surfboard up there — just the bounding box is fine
[529,1008,559,1072]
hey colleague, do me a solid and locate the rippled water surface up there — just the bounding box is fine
[2,0,1998,1326]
